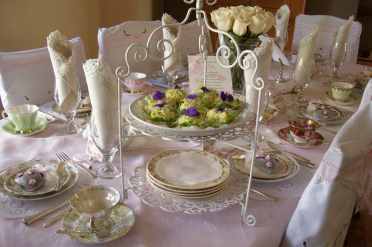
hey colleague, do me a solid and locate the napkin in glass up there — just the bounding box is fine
[293,26,319,84]
[275,4,291,51]
[83,58,118,154]
[331,16,354,67]
[162,13,185,77]
[47,30,80,113]
[244,38,273,112]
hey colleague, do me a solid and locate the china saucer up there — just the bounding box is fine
[58,203,135,244]
[278,127,324,148]
[232,152,300,183]
[1,114,48,137]
[325,91,359,106]
[0,160,79,201]
[3,162,71,197]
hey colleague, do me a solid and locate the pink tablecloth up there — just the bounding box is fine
[0,66,366,246]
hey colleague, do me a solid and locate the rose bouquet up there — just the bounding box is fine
[211,6,275,92]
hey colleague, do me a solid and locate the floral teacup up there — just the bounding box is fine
[331,81,354,102]
[124,72,147,93]
[69,185,120,238]
[288,118,320,144]
[1,104,39,132]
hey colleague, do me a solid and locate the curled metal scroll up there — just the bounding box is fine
[237,49,265,227]
[196,10,241,69]
[238,50,265,90]
[184,0,218,6]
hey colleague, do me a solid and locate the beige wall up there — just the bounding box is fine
[0,0,153,58]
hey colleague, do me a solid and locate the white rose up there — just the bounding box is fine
[240,7,255,22]
[232,14,251,36]
[254,6,264,14]
[230,5,245,16]
[211,7,234,32]
[263,11,275,33]
[249,13,266,35]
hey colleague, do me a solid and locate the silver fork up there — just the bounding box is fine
[56,152,97,178]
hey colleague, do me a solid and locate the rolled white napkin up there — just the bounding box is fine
[244,39,273,112]
[83,58,118,150]
[162,13,184,76]
[331,16,354,67]
[293,26,319,84]
[47,30,80,113]
[275,5,291,51]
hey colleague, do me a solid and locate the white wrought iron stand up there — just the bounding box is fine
[115,0,265,226]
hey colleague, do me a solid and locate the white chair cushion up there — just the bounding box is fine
[292,15,362,64]
[0,37,86,109]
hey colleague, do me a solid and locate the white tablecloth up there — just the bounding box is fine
[0,65,366,247]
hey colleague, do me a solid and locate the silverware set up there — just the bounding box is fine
[21,152,98,228]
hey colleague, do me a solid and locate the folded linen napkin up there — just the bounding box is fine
[244,38,273,112]
[282,79,372,247]
[83,58,118,151]
[47,30,80,113]
[275,5,291,51]
[162,13,184,76]
[331,16,354,68]
[293,26,319,84]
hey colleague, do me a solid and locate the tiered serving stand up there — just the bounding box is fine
[115,0,266,226]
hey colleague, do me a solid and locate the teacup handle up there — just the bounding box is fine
[1,110,7,119]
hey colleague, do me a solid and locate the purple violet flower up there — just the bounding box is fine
[186,94,198,100]
[152,91,165,100]
[184,107,200,117]
[226,94,234,102]
[220,91,227,101]
[201,87,209,93]
[220,91,234,102]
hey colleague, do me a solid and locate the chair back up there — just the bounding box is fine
[98,21,162,75]
[98,20,212,75]
[0,37,86,109]
[292,14,362,64]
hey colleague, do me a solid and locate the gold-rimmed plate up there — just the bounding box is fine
[232,152,300,183]
[3,161,71,197]
[146,173,226,195]
[147,150,230,191]
[0,160,79,201]
[233,152,292,180]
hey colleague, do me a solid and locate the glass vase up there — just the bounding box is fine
[222,34,261,94]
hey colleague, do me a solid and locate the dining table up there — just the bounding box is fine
[0,63,367,247]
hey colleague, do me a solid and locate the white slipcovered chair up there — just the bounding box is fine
[282,79,372,246]
[98,21,162,74]
[97,20,212,74]
[0,37,86,109]
[292,14,362,64]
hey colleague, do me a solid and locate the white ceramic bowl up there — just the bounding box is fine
[331,81,354,102]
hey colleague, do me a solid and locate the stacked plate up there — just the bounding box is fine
[0,160,78,201]
[146,150,230,199]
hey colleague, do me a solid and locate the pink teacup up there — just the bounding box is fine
[124,72,147,93]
